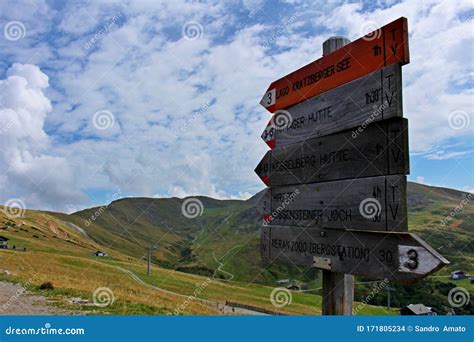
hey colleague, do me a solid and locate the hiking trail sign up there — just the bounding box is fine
[256,117,409,186]
[261,225,449,285]
[260,17,409,113]
[260,63,402,149]
[255,17,448,315]
[267,175,408,231]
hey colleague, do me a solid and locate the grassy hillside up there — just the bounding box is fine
[0,181,472,315]
[62,182,474,285]
[0,205,391,315]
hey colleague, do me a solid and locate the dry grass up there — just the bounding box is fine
[0,206,392,315]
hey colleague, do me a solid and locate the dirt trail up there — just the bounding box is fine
[114,264,269,315]
[0,254,271,316]
[0,281,67,315]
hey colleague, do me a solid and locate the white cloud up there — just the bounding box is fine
[0,0,471,211]
[0,63,87,211]
[425,150,473,160]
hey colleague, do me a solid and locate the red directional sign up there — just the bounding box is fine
[260,17,409,113]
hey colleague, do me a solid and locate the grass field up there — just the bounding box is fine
[0,181,472,315]
[0,207,394,315]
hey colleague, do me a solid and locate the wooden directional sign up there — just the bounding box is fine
[256,18,448,314]
[268,175,407,231]
[261,63,402,149]
[260,17,409,113]
[255,188,272,224]
[261,225,449,284]
[256,118,409,187]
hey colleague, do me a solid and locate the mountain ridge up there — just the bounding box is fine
[49,181,473,285]
[0,181,472,315]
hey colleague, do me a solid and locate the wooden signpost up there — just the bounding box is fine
[261,63,403,149]
[256,17,448,315]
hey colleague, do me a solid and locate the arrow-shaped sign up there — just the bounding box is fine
[260,17,409,113]
[269,175,407,232]
[261,63,402,149]
[261,225,449,284]
[255,118,409,187]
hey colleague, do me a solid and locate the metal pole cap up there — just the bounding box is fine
[322,36,351,56]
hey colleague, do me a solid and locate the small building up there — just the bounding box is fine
[287,284,302,291]
[451,270,466,280]
[0,236,9,249]
[276,279,290,285]
[93,250,107,257]
[400,304,435,316]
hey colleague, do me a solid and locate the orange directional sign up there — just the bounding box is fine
[260,17,409,113]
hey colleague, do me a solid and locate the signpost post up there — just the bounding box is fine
[256,17,448,316]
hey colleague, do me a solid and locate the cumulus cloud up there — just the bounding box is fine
[0,0,471,211]
[0,63,87,211]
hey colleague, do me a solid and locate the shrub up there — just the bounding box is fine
[39,281,54,290]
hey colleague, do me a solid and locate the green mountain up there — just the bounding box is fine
[1,181,472,315]
[54,182,474,286]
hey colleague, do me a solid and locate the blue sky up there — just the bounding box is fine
[0,0,472,212]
